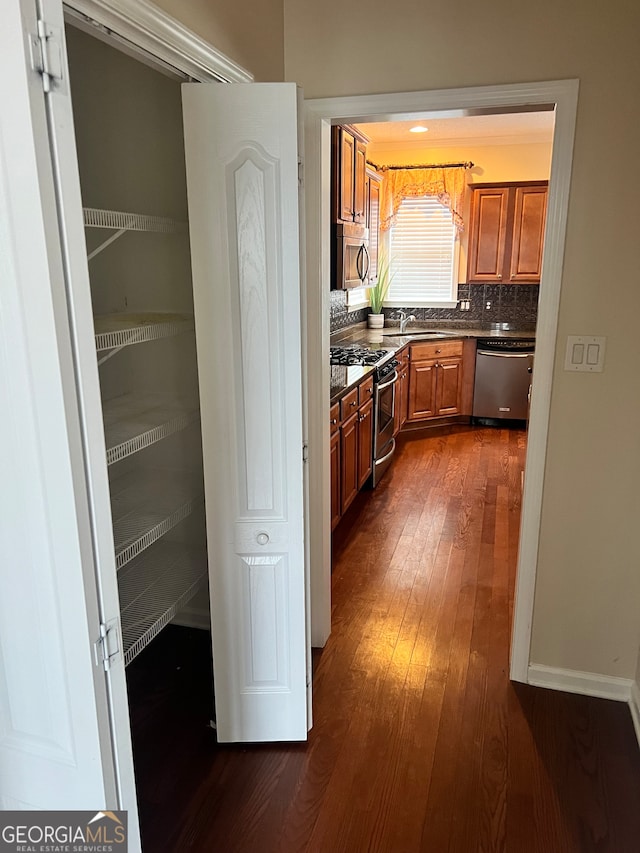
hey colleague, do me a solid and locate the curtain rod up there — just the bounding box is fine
[368,160,474,171]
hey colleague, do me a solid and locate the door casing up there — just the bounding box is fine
[303,81,579,683]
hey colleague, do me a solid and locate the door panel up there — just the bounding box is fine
[182,83,309,742]
[408,361,437,420]
[437,359,462,415]
[0,0,122,815]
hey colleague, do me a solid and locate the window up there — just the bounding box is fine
[386,195,459,307]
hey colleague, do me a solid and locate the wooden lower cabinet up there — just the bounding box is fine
[357,398,373,488]
[331,375,375,527]
[435,358,463,415]
[330,426,341,531]
[340,410,359,514]
[393,347,410,436]
[407,340,463,422]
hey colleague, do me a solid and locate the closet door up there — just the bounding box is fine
[0,0,127,820]
[182,83,309,742]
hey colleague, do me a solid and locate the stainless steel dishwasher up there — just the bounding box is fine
[472,338,535,422]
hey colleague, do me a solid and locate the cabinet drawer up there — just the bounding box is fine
[330,403,340,434]
[340,388,359,421]
[358,376,374,406]
[410,339,463,361]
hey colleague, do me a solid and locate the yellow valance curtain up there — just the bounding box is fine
[379,166,467,233]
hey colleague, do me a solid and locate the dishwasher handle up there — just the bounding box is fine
[477,349,534,358]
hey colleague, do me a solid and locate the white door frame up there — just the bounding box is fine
[304,80,579,681]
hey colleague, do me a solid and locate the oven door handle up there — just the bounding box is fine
[375,439,396,467]
[376,369,399,392]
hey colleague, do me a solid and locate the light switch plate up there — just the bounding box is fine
[564,335,606,372]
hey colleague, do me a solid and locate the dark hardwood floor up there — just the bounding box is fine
[128,426,640,852]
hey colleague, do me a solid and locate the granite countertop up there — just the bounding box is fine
[331,322,536,349]
[330,364,375,405]
[329,322,536,405]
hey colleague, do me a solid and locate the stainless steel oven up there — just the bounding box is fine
[372,359,398,486]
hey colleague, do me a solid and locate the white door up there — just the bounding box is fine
[0,0,126,818]
[182,83,310,742]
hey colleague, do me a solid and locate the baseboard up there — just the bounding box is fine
[630,681,640,748]
[527,663,633,702]
[171,605,211,631]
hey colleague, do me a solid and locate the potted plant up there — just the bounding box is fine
[367,251,393,329]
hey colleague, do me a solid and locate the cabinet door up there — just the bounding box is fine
[339,128,356,221]
[357,398,374,488]
[353,139,367,223]
[509,185,548,282]
[366,169,382,284]
[341,410,359,512]
[400,364,410,429]
[393,350,408,435]
[436,358,463,415]
[408,360,438,420]
[468,187,510,282]
[330,428,341,530]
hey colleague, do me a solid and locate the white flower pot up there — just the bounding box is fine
[368,313,384,329]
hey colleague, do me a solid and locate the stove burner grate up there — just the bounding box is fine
[330,345,389,366]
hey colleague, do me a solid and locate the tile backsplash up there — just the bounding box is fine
[329,283,538,333]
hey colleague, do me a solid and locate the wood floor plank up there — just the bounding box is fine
[127,425,640,853]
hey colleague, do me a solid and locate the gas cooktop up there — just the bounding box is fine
[330,345,394,367]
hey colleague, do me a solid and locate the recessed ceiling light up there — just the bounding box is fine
[410,125,429,133]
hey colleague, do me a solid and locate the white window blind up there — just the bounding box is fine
[387,195,458,306]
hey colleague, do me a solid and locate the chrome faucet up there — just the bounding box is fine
[398,310,416,333]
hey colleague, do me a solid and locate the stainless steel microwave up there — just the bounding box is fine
[335,222,370,289]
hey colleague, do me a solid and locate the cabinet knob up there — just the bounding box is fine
[435,349,441,354]
[330,418,338,425]
[256,532,270,545]
[497,274,502,279]
[350,400,357,407]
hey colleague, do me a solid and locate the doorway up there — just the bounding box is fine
[303,82,579,683]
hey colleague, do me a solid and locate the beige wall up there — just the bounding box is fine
[153,0,284,81]
[142,0,640,682]
[285,0,640,680]
[366,141,551,184]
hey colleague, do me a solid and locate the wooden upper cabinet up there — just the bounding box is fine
[509,185,548,282]
[337,128,356,221]
[366,168,382,284]
[467,182,548,284]
[468,188,510,282]
[332,125,369,225]
[353,140,367,223]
